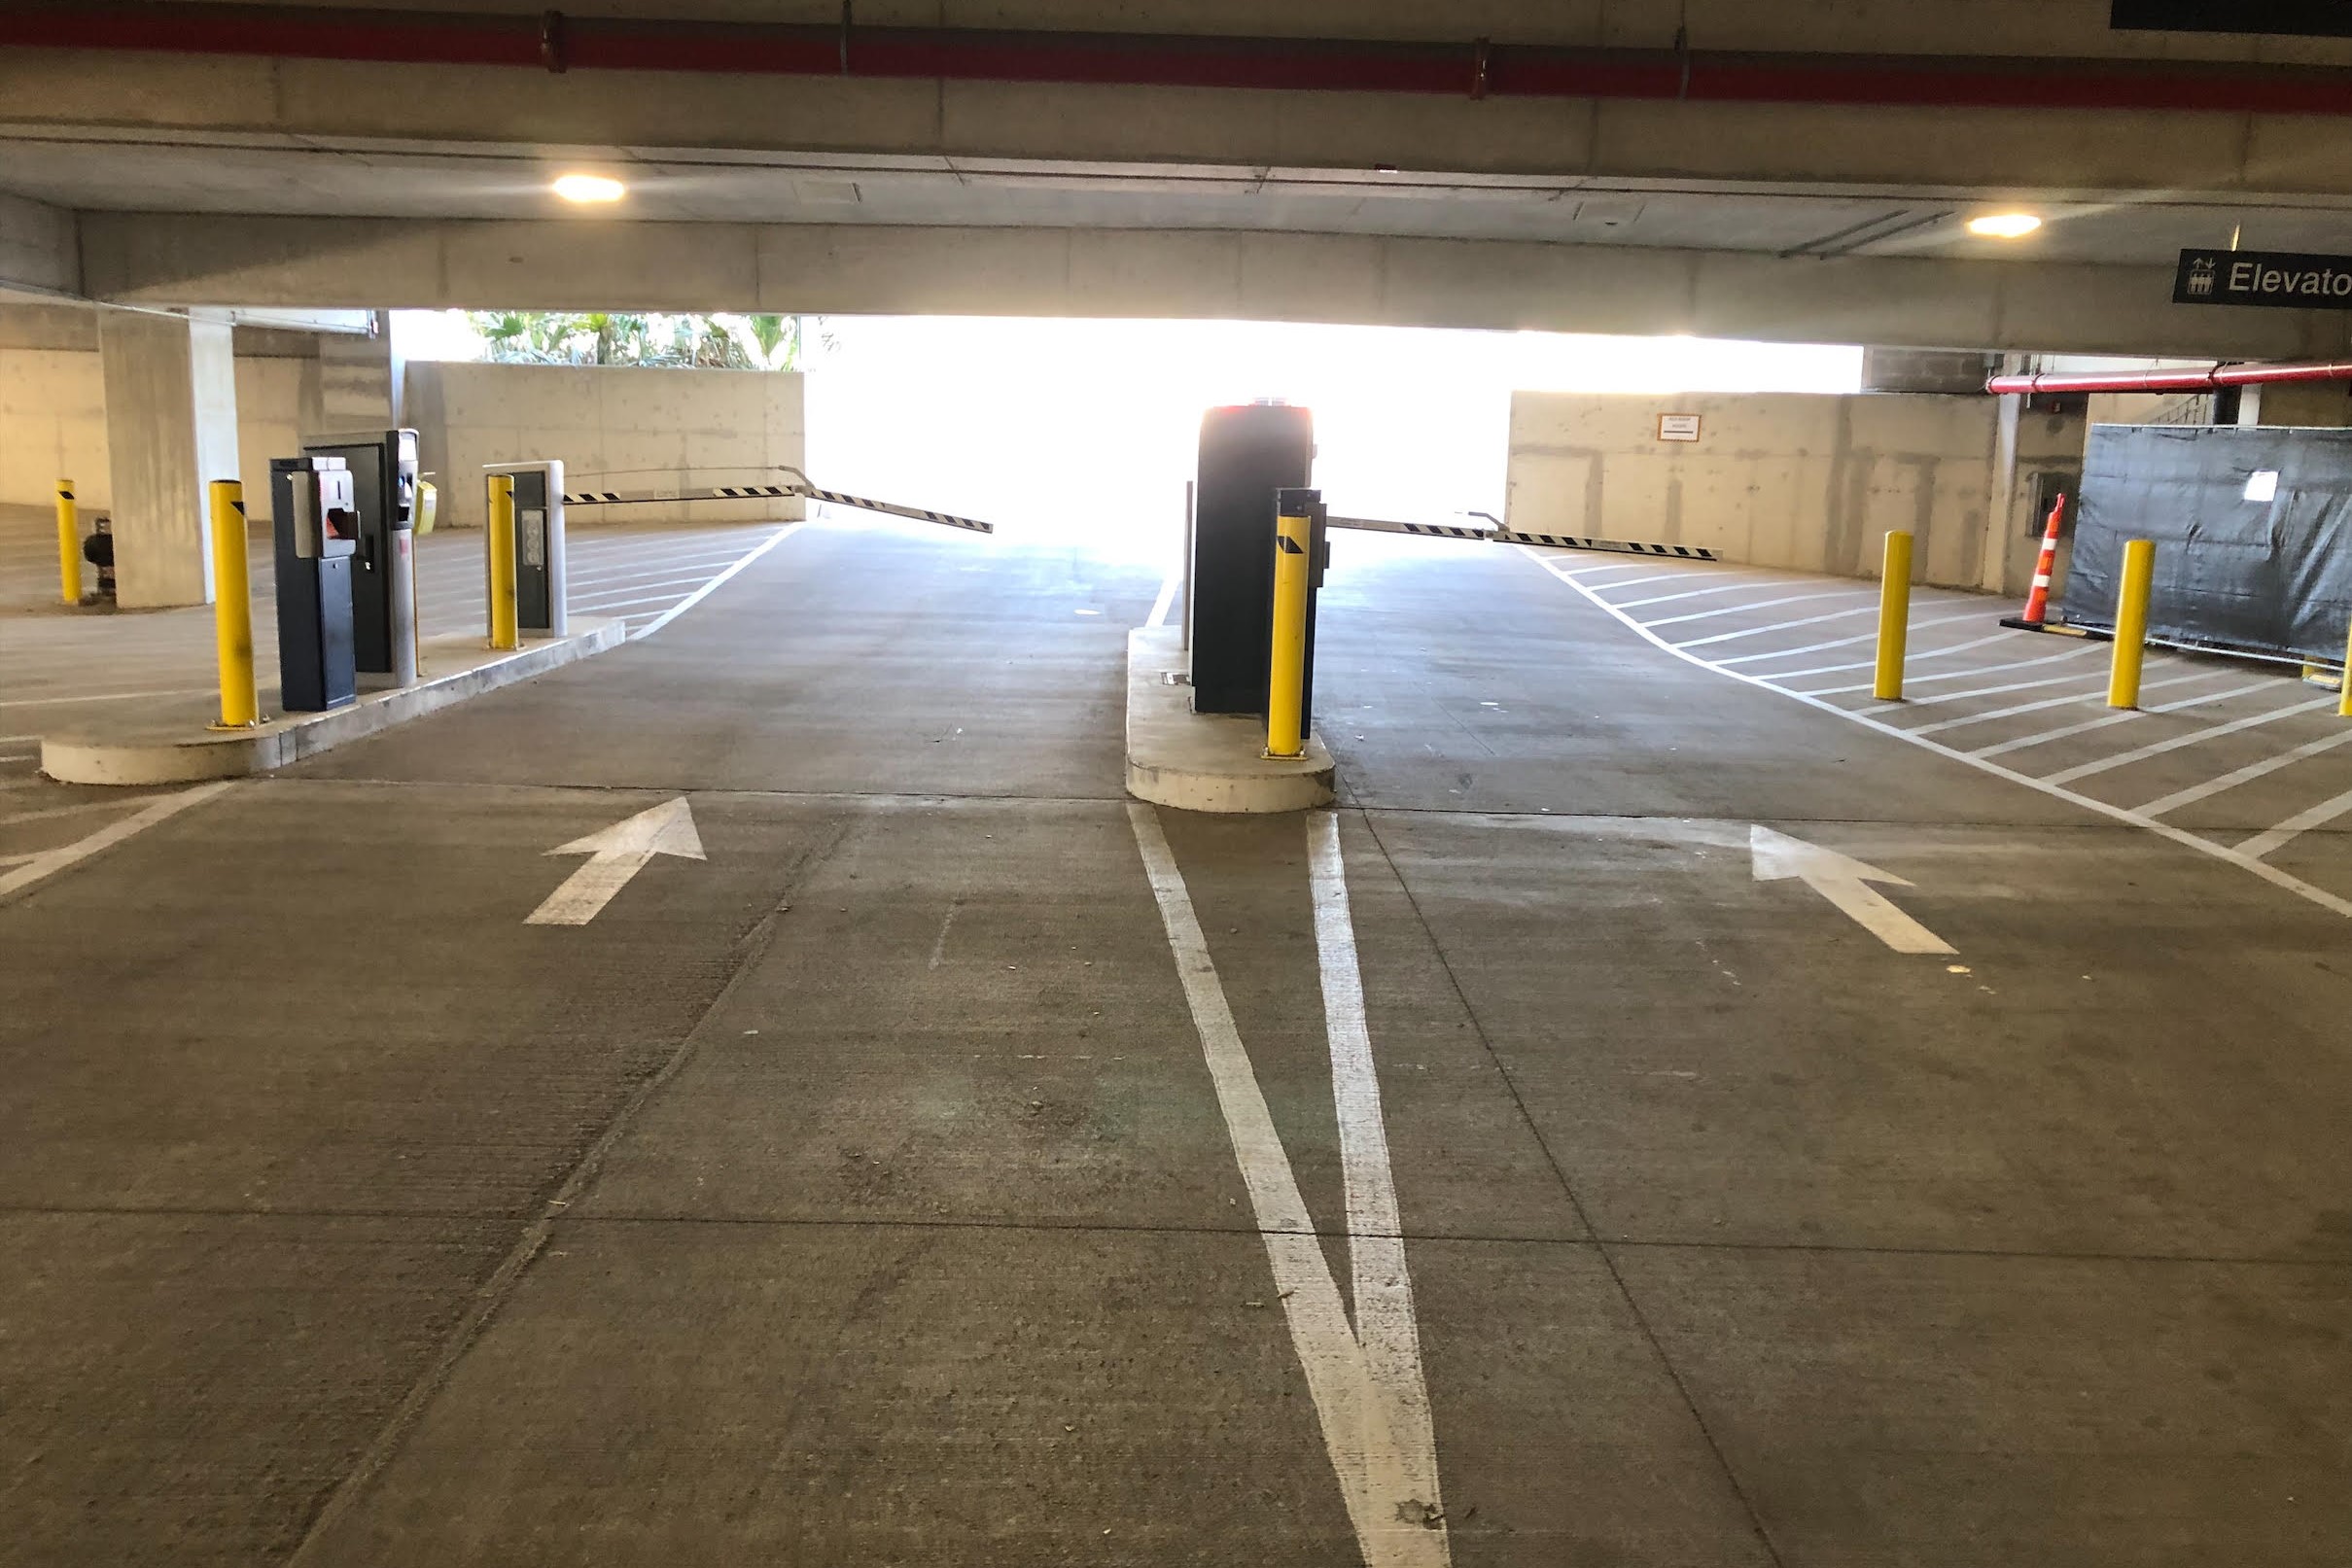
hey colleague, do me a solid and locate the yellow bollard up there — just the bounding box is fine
[208,480,260,728]
[55,479,83,606]
[2338,619,2352,719]
[1872,530,1913,701]
[1264,505,1314,758]
[2108,538,2158,710]
[487,472,518,651]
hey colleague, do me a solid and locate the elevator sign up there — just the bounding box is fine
[2174,248,2352,309]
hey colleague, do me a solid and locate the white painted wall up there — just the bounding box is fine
[0,342,315,518]
[404,362,805,529]
[1506,391,2023,589]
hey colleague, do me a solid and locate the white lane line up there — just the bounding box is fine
[1306,811,1444,1545]
[631,526,801,642]
[0,782,236,905]
[0,686,217,710]
[1969,676,2286,758]
[927,900,960,969]
[1526,545,2352,921]
[1606,575,1785,609]
[2138,728,2352,818]
[2237,785,2352,860]
[1129,804,1449,1568]
[2043,697,2338,785]
[1146,568,1179,629]
[1641,588,1874,628]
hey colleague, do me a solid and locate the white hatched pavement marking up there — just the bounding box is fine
[1806,641,2103,696]
[1713,611,1990,666]
[1147,569,1179,629]
[630,526,800,641]
[1969,677,2283,758]
[1129,804,1449,1568]
[0,783,236,905]
[1907,670,2212,735]
[2138,728,2352,818]
[1643,588,1875,627]
[2237,785,2352,860]
[1524,546,2352,921]
[2043,696,2336,785]
[1605,575,1784,608]
[1673,602,1880,646]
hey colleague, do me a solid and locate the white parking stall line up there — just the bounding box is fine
[0,686,217,710]
[2137,727,2352,818]
[1641,588,1875,628]
[1606,575,1788,609]
[2237,785,2352,861]
[1130,803,1448,1568]
[1523,544,2352,922]
[2043,696,2339,785]
[1852,669,2118,718]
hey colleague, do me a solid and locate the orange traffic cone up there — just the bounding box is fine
[2001,494,2066,631]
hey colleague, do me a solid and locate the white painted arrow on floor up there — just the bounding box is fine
[526,797,704,925]
[1750,824,1954,955]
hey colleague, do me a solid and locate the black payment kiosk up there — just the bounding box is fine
[271,455,360,712]
[1190,401,1326,719]
[305,429,420,687]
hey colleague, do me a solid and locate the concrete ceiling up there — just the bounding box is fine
[7,127,2352,267]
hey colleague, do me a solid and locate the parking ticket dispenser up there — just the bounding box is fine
[485,460,568,636]
[306,429,419,686]
[271,455,359,713]
[1191,402,1318,716]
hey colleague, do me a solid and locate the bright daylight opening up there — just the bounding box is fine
[396,312,1862,554]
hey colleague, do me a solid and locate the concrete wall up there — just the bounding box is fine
[0,308,318,518]
[1506,391,2027,589]
[403,362,806,530]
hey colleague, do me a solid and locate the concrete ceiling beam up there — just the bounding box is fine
[75,212,2352,360]
[0,190,81,299]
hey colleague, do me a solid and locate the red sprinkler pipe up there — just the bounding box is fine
[11,3,2352,117]
[1986,362,2352,395]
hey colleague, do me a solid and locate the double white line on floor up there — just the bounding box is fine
[1129,805,1449,1568]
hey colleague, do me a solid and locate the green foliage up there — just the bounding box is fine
[462,311,811,370]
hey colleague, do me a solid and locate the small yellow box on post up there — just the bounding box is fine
[487,472,519,652]
[1264,505,1314,759]
[55,479,82,606]
[2107,538,2158,710]
[1872,530,1914,701]
[208,480,260,728]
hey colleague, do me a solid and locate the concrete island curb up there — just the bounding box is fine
[40,619,629,785]
[1124,625,1335,814]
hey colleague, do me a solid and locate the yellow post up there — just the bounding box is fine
[1264,505,1313,758]
[2107,538,2158,710]
[1872,530,1913,701]
[487,472,518,651]
[55,479,83,606]
[2338,618,2352,718]
[208,480,260,728]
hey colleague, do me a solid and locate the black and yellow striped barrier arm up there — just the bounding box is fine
[1326,513,1719,561]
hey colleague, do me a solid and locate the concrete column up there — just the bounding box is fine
[97,308,239,609]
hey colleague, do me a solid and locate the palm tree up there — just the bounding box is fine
[745,313,796,370]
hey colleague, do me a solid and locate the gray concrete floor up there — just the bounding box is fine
[1,520,2347,1566]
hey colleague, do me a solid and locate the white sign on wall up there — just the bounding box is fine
[1658,413,1703,443]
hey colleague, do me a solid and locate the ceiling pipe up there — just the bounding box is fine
[1987,363,2352,395]
[10,3,2352,116]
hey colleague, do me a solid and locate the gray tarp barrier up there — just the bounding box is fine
[2064,423,2352,665]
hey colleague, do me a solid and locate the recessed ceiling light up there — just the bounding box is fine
[552,173,626,204]
[1966,212,2043,239]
